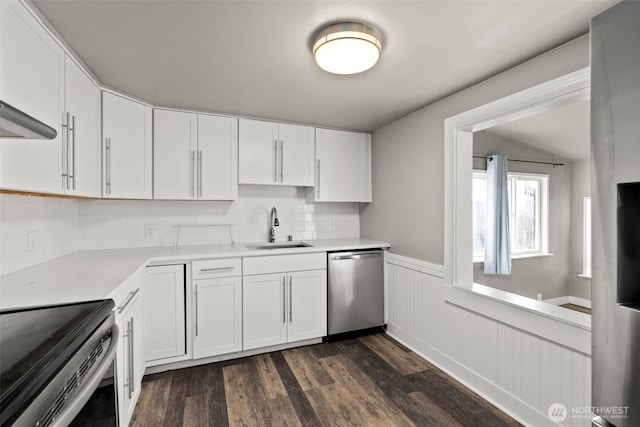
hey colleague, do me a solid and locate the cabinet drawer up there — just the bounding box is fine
[192,258,241,279]
[243,253,326,276]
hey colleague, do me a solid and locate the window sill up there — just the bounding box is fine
[473,252,554,264]
[578,273,592,279]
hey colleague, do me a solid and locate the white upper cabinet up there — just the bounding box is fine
[102,92,153,199]
[153,109,197,199]
[63,56,101,197]
[198,114,238,200]
[154,109,238,200]
[239,119,314,187]
[314,128,372,202]
[0,0,65,193]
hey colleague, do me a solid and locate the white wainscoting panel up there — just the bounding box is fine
[386,252,592,427]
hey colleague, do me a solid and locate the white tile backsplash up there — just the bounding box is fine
[78,186,360,249]
[0,187,360,275]
[0,195,79,276]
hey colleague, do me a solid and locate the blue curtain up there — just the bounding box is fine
[484,155,511,275]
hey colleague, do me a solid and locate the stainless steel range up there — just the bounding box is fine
[0,300,119,426]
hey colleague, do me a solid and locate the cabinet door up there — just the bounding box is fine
[279,124,314,186]
[315,128,372,202]
[287,270,327,342]
[193,276,242,358]
[0,0,64,194]
[102,92,152,199]
[64,56,101,197]
[238,119,279,185]
[153,109,198,199]
[145,265,186,362]
[243,273,287,350]
[198,115,238,200]
[116,292,143,427]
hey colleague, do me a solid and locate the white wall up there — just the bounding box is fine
[0,194,79,276]
[472,131,573,300]
[360,35,590,264]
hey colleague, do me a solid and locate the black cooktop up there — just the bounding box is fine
[0,300,115,426]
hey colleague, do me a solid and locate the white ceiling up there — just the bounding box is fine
[483,99,590,161]
[31,0,616,132]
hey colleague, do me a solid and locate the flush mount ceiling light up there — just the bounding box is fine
[312,22,383,75]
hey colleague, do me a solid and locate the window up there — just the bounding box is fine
[472,171,549,261]
[582,196,592,278]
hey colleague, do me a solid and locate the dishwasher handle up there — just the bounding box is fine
[329,250,382,261]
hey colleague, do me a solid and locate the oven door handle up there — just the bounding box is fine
[50,324,120,427]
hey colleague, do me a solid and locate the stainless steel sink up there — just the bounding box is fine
[246,242,312,250]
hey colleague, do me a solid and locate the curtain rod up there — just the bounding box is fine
[473,156,564,168]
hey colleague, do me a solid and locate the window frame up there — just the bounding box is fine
[582,196,592,278]
[472,169,550,263]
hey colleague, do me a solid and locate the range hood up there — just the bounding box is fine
[0,100,57,140]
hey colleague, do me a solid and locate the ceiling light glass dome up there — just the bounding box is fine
[312,22,383,75]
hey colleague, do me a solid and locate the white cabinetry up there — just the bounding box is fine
[314,128,372,202]
[192,258,242,358]
[102,92,153,199]
[242,253,327,351]
[239,119,314,186]
[112,273,145,427]
[0,0,64,193]
[144,265,186,365]
[62,56,101,197]
[154,109,238,200]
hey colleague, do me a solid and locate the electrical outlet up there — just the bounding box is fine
[144,224,155,239]
[329,220,335,231]
[537,293,543,301]
[27,231,36,251]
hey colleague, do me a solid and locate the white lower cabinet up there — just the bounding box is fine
[144,265,186,364]
[114,277,145,427]
[192,258,242,359]
[193,276,242,358]
[243,253,327,351]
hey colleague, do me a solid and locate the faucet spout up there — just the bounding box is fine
[269,207,279,243]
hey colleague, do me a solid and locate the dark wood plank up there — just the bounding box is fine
[131,334,521,427]
[282,346,334,391]
[359,333,431,375]
[408,368,517,427]
[270,352,323,427]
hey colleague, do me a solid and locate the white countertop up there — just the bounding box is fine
[0,238,389,310]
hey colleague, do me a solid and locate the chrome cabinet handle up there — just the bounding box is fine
[316,160,321,198]
[191,150,196,198]
[273,140,278,183]
[62,112,70,189]
[198,266,234,273]
[129,317,135,396]
[279,140,284,183]
[71,115,76,190]
[123,319,133,399]
[117,288,140,313]
[198,150,203,197]
[105,137,111,195]
[194,284,199,337]
[282,276,286,324]
[289,275,292,323]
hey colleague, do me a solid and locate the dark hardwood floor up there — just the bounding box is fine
[560,303,592,315]
[131,333,521,427]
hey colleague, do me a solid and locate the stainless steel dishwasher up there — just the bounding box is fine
[328,249,384,336]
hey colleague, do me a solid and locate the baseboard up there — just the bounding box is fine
[386,324,557,427]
